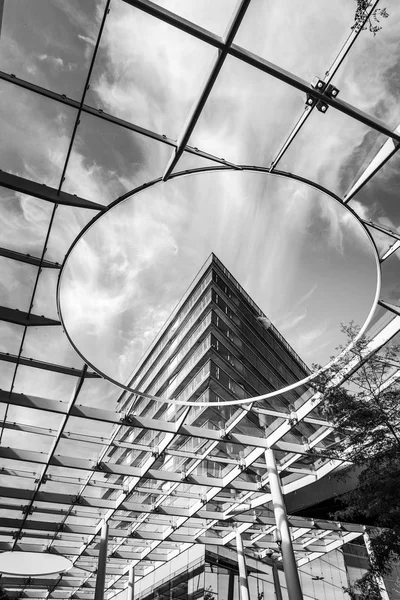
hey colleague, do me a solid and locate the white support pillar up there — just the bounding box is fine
[127,566,135,600]
[95,522,109,600]
[236,530,251,600]
[272,562,283,600]
[265,448,303,600]
[363,532,390,600]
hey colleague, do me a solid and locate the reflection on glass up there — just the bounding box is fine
[0,80,77,187]
[189,55,303,167]
[0,0,105,100]
[235,0,355,83]
[279,104,386,197]
[331,0,400,130]
[85,0,216,139]
[59,170,378,402]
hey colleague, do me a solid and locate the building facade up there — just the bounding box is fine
[106,254,370,600]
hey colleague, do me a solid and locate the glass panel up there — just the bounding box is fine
[32,267,59,320]
[6,403,62,432]
[65,416,115,441]
[0,79,77,187]
[12,365,77,401]
[0,362,16,391]
[0,0,106,100]
[62,111,172,204]
[149,0,239,36]
[46,205,94,264]
[23,326,82,369]
[350,151,400,228]
[235,0,356,82]
[0,322,24,354]
[381,250,400,304]
[2,427,54,454]
[78,377,123,409]
[332,0,400,130]
[0,258,37,311]
[59,170,379,398]
[189,55,304,166]
[279,103,387,197]
[0,189,52,256]
[86,0,216,139]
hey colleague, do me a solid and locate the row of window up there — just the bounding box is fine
[213,260,308,377]
[129,271,213,386]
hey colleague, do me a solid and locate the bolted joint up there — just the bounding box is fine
[325,83,339,98]
[257,479,269,491]
[120,412,135,425]
[316,100,329,113]
[180,470,190,482]
[311,77,325,91]
[305,93,316,108]
[219,429,232,441]
[239,457,247,472]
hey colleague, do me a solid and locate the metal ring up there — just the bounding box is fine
[57,167,381,406]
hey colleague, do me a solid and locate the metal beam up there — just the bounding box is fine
[0,353,99,377]
[0,169,105,211]
[0,306,60,327]
[363,219,400,242]
[0,72,239,172]
[270,1,380,171]
[0,247,60,268]
[162,0,250,179]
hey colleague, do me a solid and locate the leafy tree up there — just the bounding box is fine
[0,586,11,600]
[315,323,400,596]
[353,1,389,35]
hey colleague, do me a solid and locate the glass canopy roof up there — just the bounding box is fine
[1,0,400,598]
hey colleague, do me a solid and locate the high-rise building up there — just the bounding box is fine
[108,254,364,600]
[120,252,311,418]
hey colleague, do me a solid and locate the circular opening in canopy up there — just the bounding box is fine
[0,551,72,576]
[58,168,380,406]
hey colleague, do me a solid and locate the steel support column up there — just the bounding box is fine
[272,562,283,600]
[127,566,135,600]
[236,530,250,600]
[95,522,109,600]
[227,570,235,600]
[363,532,390,600]
[265,448,303,600]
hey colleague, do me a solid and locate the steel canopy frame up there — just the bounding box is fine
[1,0,400,598]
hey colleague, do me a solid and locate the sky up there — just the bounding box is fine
[0,0,400,403]
[60,170,378,384]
